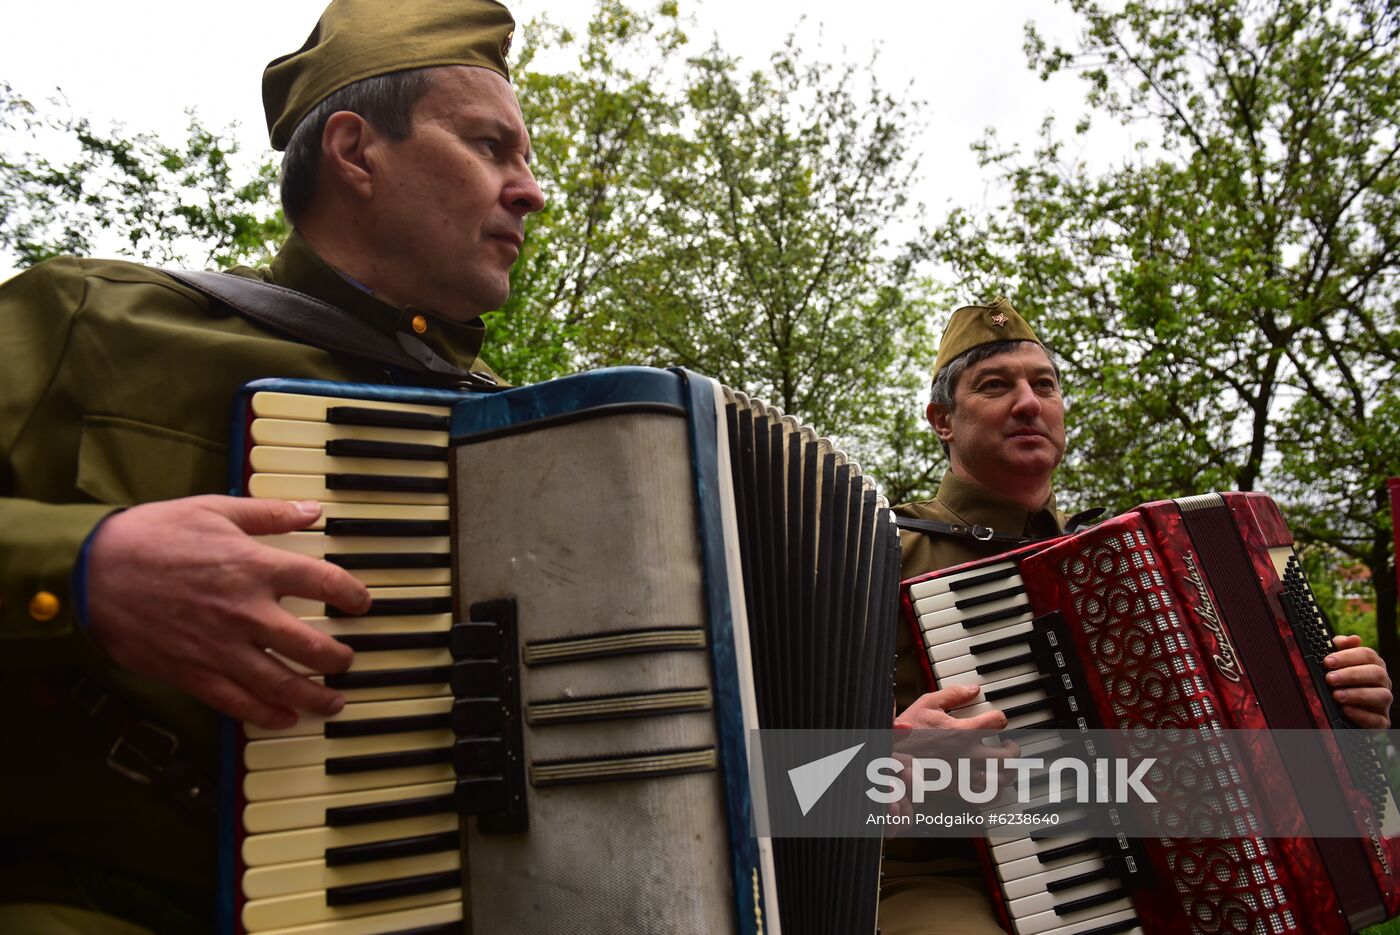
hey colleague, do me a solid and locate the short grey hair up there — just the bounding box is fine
[928,339,1063,455]
[279,67,438,225]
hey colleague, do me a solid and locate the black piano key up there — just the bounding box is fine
[453,698,504,734]
[1036,838,1099,863]
[324,830,459,867]
[455,775,508,815]
[960,602,1035,631]
[976,651,1035,676]
[329,597,453,618]
[451,622,502,659]
[334,631,451,652]
[326,473,448,494]
[1001,697,1053,720]
[453,737,505,775]
[1046,867,1114,893]
[325,665,451,689]
[954,585,1025,610]
[1033,816,1088,841]
[324,713,452,739]
[450,659,501,695]
[1074,920,1140,935]
[326,406,449,431]
[985,674,1060,702]
[327,552,451,570]
[325,869,461,907]
[326,792,455,827]
[969,631,1037,655]
[948,565,1019,591]
[326,438,447,462]
[325,519,450,537]
[1053,888,1128,916]
[325,746,452,776]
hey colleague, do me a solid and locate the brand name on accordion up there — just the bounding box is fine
[1182,552,1243,682]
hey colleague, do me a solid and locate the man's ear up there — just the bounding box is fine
[927,402,954,443]
[319,111,378,201]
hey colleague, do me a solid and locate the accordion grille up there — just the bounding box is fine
[1053,524,1300,935]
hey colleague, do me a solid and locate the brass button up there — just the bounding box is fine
[410,315,428,334]
[29,591,60,622]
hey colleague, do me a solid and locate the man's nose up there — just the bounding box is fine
[505,163,546,216]
[1008,380,1041,418]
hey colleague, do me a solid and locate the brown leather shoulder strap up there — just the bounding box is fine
[165,269,499,391]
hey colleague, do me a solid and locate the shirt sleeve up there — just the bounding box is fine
[0,260,120,656]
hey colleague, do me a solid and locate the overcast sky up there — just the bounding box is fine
[2,1,1145,280]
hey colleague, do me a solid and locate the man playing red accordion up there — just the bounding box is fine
[876,297,1393,935]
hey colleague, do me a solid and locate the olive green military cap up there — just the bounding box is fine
[263,0,516,150]
[931,296,1042,379]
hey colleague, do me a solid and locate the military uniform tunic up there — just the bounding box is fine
[879,469,1066,935]
[0,233,494,930]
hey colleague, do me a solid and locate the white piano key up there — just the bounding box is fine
[913,574,1027,616]
[243,780,456,834]
[948,669,1055,705]
[242,883,462,931]
[279,647,454,675]
[251,446,447,479]
[918,593,1034,633]
[1008,879,1126,933]
[244,759,455,802]
[1013,896,1136,935]
[250,391,450,422]
[245,696,454,740]
[303,502,450,529]
[260,533,450,556]
[1033,908,1140,935]
[937,660,1039,689]
[249,474,449,505]
[300,614,453,638]
[931,625,1036,679]
[311,678,454,704]
[922,610,1036,649]
[241,812,460,866]
[907,560,1018,601]
[245,729,455,771]
[281,585,450,620]
[251,417,448,449]
[993,833,1094,865]
[1002,857,1108,901]
[257,900,463,935]
[242,848,460,901]
[339,566,449,586]
[995,838,1098,882]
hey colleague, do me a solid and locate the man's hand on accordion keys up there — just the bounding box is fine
[1325,634,1394,729]
[884,683,1019,825]
[86,495,371,730]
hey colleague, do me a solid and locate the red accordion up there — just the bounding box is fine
[900,492,1400,935]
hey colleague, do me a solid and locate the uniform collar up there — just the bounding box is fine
[268,230,487,370]
[933,470,1062,540]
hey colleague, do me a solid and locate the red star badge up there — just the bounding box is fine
[991,313,1008,327]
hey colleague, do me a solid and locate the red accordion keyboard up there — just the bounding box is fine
[900,492,1400,935]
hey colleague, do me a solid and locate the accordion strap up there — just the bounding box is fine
[165,269,499,391]
[894,507,1106,545]
[893,516,1030,545]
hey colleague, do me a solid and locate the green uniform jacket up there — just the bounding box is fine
[0,233,493,928]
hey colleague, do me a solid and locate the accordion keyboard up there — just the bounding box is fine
[907,560,1147,935]
[239,391,468,934]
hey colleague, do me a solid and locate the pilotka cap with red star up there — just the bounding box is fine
[931,296,1043,380]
